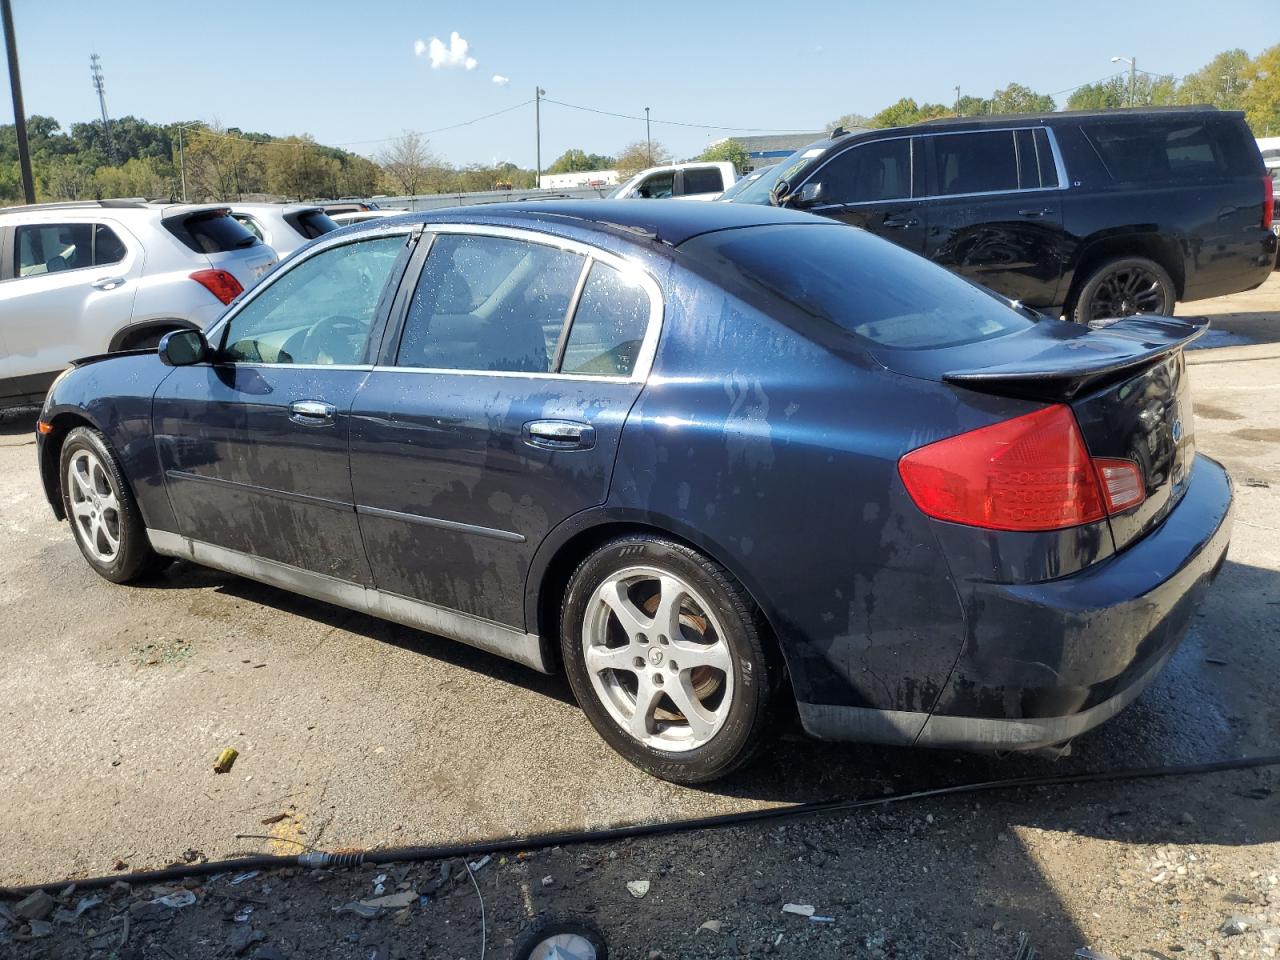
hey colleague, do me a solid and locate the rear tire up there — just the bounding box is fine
[560,535,778,785]
[59,426,167,583]
[1070,256,1175,324]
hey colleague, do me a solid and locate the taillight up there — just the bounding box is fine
[190,268,243,305]
[1264,177,1275,230]
[898,404,1145,532]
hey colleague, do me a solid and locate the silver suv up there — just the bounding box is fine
[0,199,277,410]
[229,203,339,257]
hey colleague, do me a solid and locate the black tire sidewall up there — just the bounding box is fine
[1072,256,1175,324]
[59,426,157,583]
[560,536,772,785]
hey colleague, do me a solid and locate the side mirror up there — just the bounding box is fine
[158,328,209,366]
[793,182,824,208]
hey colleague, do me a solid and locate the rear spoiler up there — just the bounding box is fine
[944,316,1208,401]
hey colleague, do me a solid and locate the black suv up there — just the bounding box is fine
[727,107,1277,321]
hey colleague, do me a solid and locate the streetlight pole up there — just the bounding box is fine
[535,87,545,190]
[1112,55,1136,107]
[645,107,651,165]
[1,0,36,204]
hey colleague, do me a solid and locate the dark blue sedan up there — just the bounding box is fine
[35,201,1232,784]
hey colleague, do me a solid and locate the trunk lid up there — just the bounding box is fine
[937,316,1204,550]
[161,206,278,290]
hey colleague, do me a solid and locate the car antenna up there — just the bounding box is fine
[830,125,846,138]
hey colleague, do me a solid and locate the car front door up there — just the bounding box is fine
[794,137,927,253]
[349,227,662,631]
[151,229,415,584]
[918,128,1067,306]
[0,219,140,384]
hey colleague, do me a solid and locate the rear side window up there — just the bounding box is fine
[681,224,1035,351]
[15,222,127,276]
[817,139,911,204]
[289,210,340,239]
[1081,119,1258,181]
[928,131,1019,196]
[681,168,725,195]
[560,262,651,376]
[167,212,260,254]
[232,214,265,241]
[397,233,585,373]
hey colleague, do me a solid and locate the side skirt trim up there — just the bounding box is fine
[146,529,551,673]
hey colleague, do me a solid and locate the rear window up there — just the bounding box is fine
[289,210,340,239]
[680,223,1035,351]
[167,212,261,254]
[1081,118,1259,182]
[681,168,726,195]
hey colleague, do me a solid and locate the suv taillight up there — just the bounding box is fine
[190,268,243,305]
[898,405,1145,532]
[1264,177,1275,230]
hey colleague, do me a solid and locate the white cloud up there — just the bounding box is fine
[492,74,510,86]
[413,38,426,56]
[421,31,477,70]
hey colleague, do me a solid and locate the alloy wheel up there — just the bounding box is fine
[67,448,122,564]
[1088,264,1169,321]
[581,565,734,752]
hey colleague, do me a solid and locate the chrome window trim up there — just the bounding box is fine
[799,125,1071,208]
[386,222,665,384]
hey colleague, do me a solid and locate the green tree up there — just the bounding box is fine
[698,139,749,171]
[1067,73,1177,111]
[184,125,263,201]
[826,112,871,132]
[614,140,672,179]
[548,148,614,174]
[1242,44,1280,135]
[1177,49,1251,109]
[990,83,1056,114]
[955,94,991,117]
[265,136,334,199]
[377,131,434,195]
[868,98,950,128]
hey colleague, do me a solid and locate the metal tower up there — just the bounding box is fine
[90,52,115,160]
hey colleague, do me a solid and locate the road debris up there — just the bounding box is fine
[698,919,723,934]
[152,890,197,909]
[52,895,101,923]
[230,870,261,885]
[626,880,650,898]
[214,747,239,774]
[13,891,55,922]
[372,873,387,895]
[782,903,816,917]
[228,925,265,955]
[360,890,417,911]
[260,812,291,825]
[468,854,491,872]
[1221,916,1251,936]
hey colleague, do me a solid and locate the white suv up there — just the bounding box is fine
[0,200,277,409]
[229,203,340,257]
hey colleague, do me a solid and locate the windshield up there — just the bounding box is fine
[725,146,826,205]
[716,165,777,202]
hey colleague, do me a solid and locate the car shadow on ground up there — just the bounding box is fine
[1184,309,1280,349]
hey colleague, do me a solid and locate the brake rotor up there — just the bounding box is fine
[639,593,722,721]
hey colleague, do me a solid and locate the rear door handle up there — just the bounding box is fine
[91,276,126,290]
[524,420,596,450]
[881,214,920,229]
[289,400,336,426]
[1018,208,1052,218]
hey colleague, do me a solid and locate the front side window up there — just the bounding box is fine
[635,171,674,199]
[15,222,128,277]
[928,131,1019,196]
[221,234,405,365]
[397,233,585,373]
[560,262,651,376]
[817,139,911,204]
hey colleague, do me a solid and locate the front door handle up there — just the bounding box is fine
[289,400,336,426]
[882,214,920,229]
[1018,208,1052,218]
[524,420,596,450]
[91,276,126,290]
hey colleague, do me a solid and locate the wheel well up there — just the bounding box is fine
[109,319,195,353]
[1065,234,1185,312]
[39,413,96,520]
[534,521,795,699]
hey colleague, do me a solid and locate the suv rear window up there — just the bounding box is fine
[1081,119,1258,182]
[166,211,260,254]
[681,223,1035,351]
[288,210,340,239]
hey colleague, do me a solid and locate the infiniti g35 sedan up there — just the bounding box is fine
[35,201,1232,784]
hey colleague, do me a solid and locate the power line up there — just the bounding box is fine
[541,96,816,134]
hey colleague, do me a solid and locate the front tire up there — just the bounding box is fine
[560,536,778,784]
[59,426,166,583]
[1070,255,1175,324]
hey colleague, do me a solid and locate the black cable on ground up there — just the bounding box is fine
[3,753,1277,898]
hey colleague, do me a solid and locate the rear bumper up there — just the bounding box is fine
[798,455,1233,750]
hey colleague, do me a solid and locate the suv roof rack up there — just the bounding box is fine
[0,198,152,215]
[914,105,1224,129]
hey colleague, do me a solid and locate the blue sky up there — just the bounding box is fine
[0,0,1270,167]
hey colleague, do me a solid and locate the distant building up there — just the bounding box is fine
[708,132,847,172]
[539,170,620,190]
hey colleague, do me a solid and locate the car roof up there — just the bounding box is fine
[0,200,234,221]
[230,202,324,215]
[379,199,826,247]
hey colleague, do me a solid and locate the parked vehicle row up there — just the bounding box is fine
[37,200,1232,783]
[722,107,1277,321]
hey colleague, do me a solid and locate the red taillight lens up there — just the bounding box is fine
[898,404,1145,532]
[1263,177,1275,230]
[190,268,243,305]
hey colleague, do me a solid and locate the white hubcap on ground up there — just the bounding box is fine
[67,449,121,564]
[582,565,735,752]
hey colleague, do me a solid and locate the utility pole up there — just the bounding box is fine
[645,107,651,165]
[1,0,35,204]
[1111,56,1137,108]
[954,85,960,115]
[534,87,544,190]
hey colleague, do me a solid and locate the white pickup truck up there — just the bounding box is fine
[608,161,736,201]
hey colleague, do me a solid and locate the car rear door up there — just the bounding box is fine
[918,128,1067,306]
[796,137,927,253]
[151,229,415,584]
[348,226,662,630]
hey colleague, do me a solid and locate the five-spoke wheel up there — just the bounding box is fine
[67,448,122,564]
